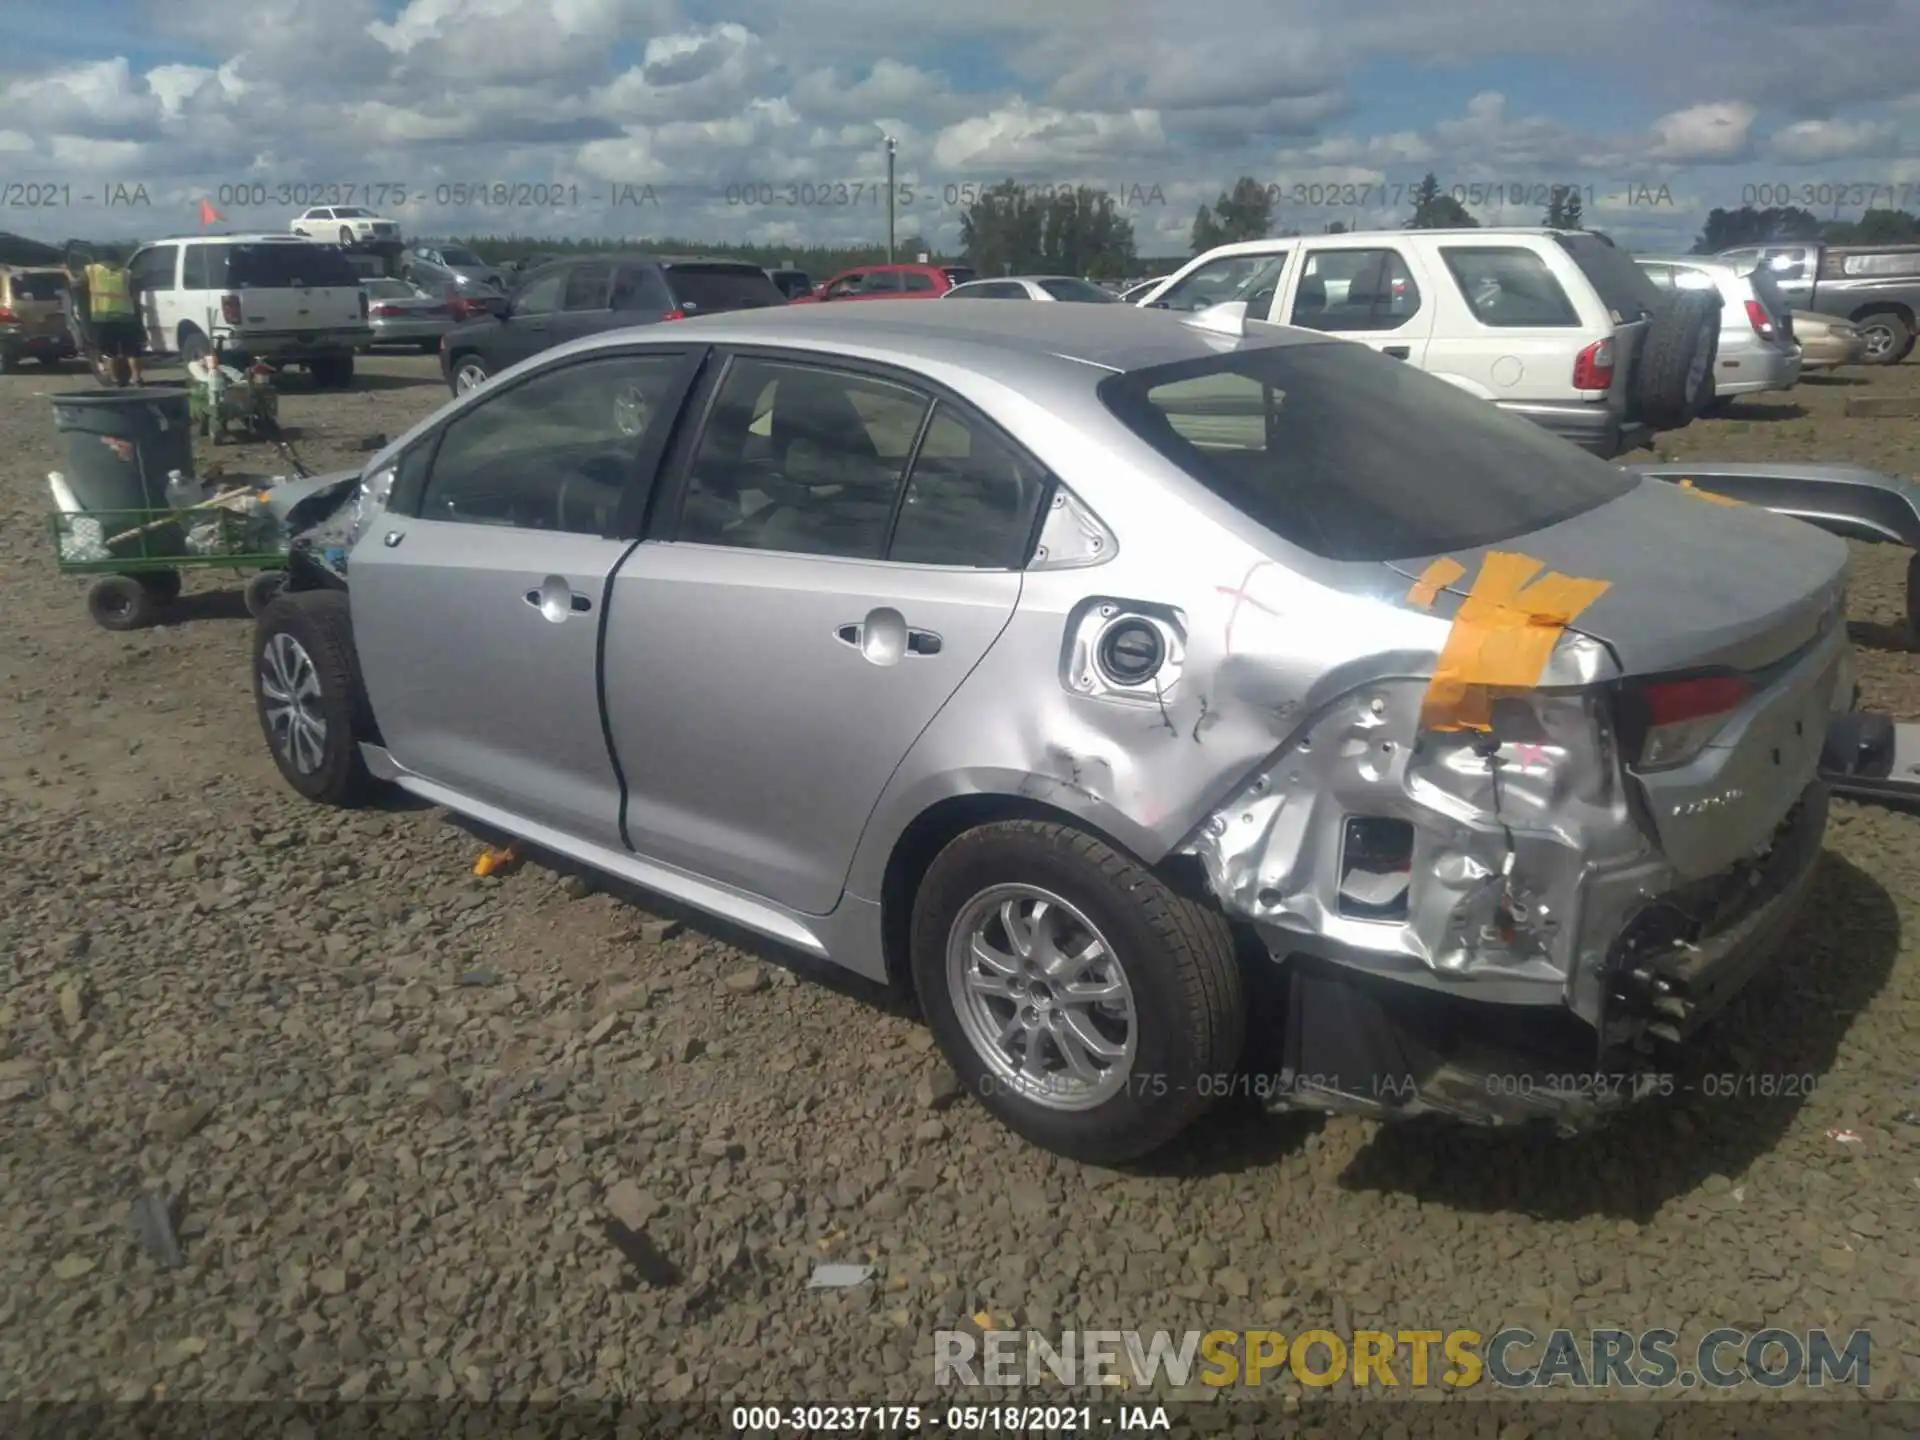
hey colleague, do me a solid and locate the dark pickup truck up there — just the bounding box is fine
[1715,241,1920,365]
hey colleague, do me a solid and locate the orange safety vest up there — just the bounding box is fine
[85,264,134,319]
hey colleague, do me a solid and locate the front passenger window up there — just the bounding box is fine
[415,353,684,534]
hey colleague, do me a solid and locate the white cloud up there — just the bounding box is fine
[1645,102,1756,163]
[931,102,1169,173]
[1766,117,1901,163]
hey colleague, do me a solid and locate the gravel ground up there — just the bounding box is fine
[3,351,1920,1428]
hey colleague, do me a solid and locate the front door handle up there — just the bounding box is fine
[525,575,592,623]
[1383,345,1410,359]
[835,607,939,666]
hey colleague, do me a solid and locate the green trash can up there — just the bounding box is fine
[50,388,194,562]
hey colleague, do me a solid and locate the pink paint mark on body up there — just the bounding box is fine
[1216,561,1277,654]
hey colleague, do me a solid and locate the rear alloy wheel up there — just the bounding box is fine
[1855,311,1913,367]
[451,354,490,393]
[910,820,1245,1164]
[1637,290,1720,430]
[252,590,380,806]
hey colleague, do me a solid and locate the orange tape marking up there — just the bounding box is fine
[1420,552,1612,732]
[1405,556,1467,609]
[1677,478,1744,507]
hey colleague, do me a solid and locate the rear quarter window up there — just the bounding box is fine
[1441,247,1580,326]
[220,244,361,288]
[1553,233,1661,321]
[1839,251,1920,277]
[665,265,783,313]
[1097,339,1638,562]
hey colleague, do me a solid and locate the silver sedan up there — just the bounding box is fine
[362,278,454,352]
[943,275,1120,302]
[250,302,1848,1162]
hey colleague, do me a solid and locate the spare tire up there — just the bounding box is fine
[1637,290,1720,430]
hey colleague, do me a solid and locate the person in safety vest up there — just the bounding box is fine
[82,259,145,386]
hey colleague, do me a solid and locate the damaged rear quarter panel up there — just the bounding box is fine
[844,433,1653,1025]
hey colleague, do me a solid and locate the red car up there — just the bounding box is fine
[789,262,977,303]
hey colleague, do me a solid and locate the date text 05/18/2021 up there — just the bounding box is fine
[730,1404,1171,1433]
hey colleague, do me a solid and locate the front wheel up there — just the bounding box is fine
[909,820,1245,1164]
[252,590,380,806]
[450,353,489,393]
[88,575,160,631]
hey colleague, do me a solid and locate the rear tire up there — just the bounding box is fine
[178,327,211,368]
[1638,290,1720,430]
[88,575,159,631]
[908,820,1245,1164]
[0,347,17,374]
[1855,310,1913,367]
[1906,551,1920,640]
[252,590,380,806]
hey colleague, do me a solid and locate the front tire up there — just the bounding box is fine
[909,820,1245,1164]
[252,590,379,806]
[88,575,159,631]
[450,352,489,393]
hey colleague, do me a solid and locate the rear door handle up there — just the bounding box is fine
[835,609,941,665]
[525,576,592,622]
[1383,346,1410,359]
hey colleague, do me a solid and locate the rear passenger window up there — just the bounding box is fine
[563,262,612,311]
[416,353,683,534]
[678,359,929,559]
[1290,249,1420,332]
[1441,247,1581,327]
[181,245,213,291]
[902,271,935,292]
[890,406,1048,568]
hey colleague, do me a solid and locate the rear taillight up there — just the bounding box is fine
[1744,299,1775,339]
[1626,673,1752,769]
[0,306,14,323]
[369,303,396,318]
[220,294,242,324]
[662,309,686,321]
[1572,337,1614,390]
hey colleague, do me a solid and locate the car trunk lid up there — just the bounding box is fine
[4,269,69,337]
[1388,476,1849,877]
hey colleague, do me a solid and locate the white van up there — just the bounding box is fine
[124,233,373,387]
[1137,228,1718,458]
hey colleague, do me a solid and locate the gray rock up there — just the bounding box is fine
[640,918,684,943]
[722,968,767,995]
[915,1069,964,1110]
[157,1100,215,1142]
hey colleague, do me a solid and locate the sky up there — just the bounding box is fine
[1,0,1917,261]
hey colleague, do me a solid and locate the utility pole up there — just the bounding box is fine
[884,135,897,264]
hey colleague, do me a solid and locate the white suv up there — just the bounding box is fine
[123,233,373,386]
[290,206,401,247]
[1137,228,1718,458]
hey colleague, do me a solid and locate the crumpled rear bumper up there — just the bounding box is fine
[1254,781,1827,1131]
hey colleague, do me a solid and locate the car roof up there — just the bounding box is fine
[143,233,323,245]
[560,296,1327,374]
[1188,228,1573,260]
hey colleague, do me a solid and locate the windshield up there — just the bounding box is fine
[664,263,784,312]
[1097,340,1638,562]
[441,247,483,266]
[1039,277,1119,303]
[221,243,361,288]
